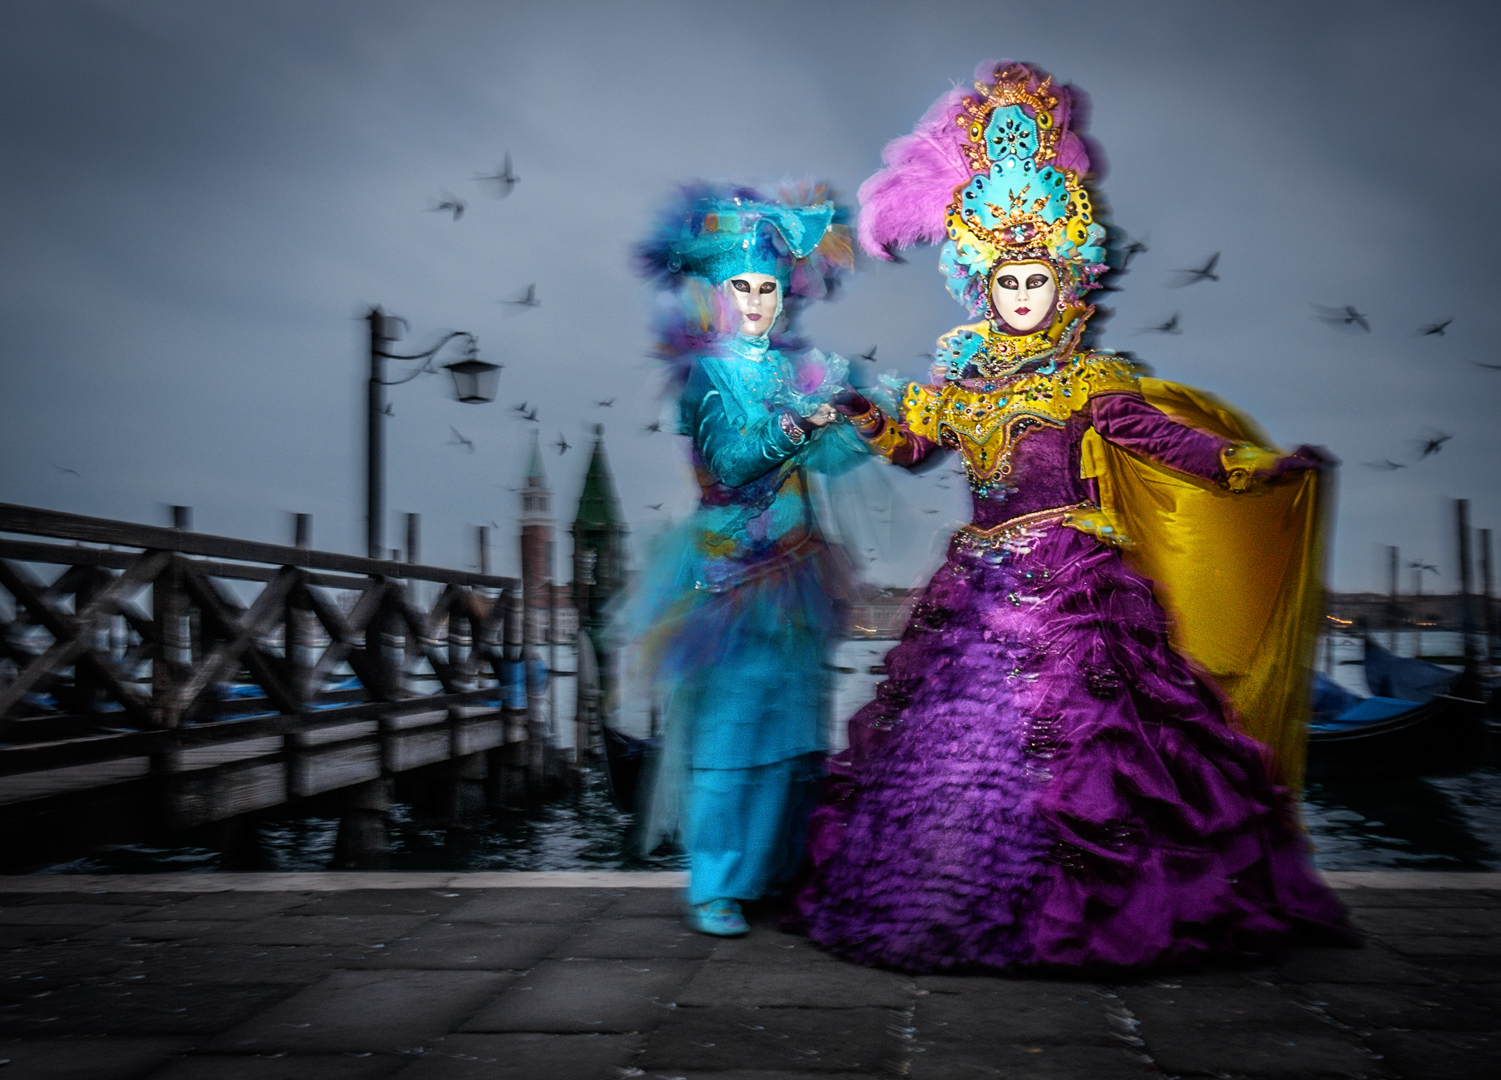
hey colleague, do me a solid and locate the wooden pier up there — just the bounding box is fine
[0,503,578,871]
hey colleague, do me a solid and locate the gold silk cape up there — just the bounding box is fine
[1079,378,1329,793]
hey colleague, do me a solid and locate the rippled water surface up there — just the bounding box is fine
[33,634,1500,874]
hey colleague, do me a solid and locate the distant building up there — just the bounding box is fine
[570,425,627,646]
[519,432,555,647]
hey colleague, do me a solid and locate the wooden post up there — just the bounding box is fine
[1387,545,1399,652]
[406,513,421,566]
[477,524,490,575]
[1457,499,1476,665]
[1481,528,1496,665]
[151,553,189,729]
[294,513,312,549]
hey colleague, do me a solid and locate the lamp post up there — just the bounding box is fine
[366,306,500,560]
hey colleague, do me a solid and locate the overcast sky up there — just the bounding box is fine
[1,0,1497,592]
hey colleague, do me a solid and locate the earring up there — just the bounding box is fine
[1056,298,1067,311]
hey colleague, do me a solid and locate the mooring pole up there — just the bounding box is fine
[1482,528,1496,667]
[1387,545,1399,652]
[367,307,387,560]
[1457,499,1476,665]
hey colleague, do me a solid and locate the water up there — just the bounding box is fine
[28,635,1499,875]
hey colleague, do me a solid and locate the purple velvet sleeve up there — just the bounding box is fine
[1090,393,1229,481]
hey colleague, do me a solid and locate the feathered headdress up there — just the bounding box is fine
[858,60,1108,320]
[635,181,854,386]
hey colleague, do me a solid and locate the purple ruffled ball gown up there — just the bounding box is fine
[793,365,1355,974]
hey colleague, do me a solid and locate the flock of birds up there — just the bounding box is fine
[422,162,1488,523]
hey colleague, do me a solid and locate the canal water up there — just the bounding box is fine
[35,634,1500,875]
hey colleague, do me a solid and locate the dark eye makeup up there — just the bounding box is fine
[731,279,750,292]
[1026,274,1049,289]
[758,281,777,294]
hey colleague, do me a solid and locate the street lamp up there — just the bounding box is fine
[366,305,498,560]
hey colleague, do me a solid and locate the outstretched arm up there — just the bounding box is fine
[683,363,813,488]
[1090,392,1329,490]
[831,386,941,468]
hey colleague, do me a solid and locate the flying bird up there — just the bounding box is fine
[447,425,475,453]
[475,153,519,197]
[555,434,571,455]
[1312,304,1371,332]
[426,192,466,221]
[1363,460,1407,471]
[1143,313,1181,335]
[1120,235,1149,268]
[858,346,879,363]
[1172,252,1220,285]
[1471,361,1501,370]
[502,284,539,309]
[1415,431,1452,459]
[1419,319,1453,337]
[643,420,662,434]
[48,462,81,478]
[646,503,663,511]
[922,508,939,514]
[594,398,615,408]
[381,403,394,416]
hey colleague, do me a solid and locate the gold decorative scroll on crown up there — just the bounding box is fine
[955,66,1063,175]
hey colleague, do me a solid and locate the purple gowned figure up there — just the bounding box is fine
[792,60,1355,974]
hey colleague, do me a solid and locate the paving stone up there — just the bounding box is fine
[1419,957,1501,984]
[284,890,477,918]
[0,980,298,1036]
[200,914,437,948]
[0,925,107,947]
[208,969,511,1054]
[146,1052,408,1079]
[678,960,911,1009]
[76,920,246,944]
[707,927,842,965]
[1270,941,1438,985]
[102,944,358,985]
[12,891,184,907]
[393,1032,645,1079]
[127,892,319,922]
[461,958,696,1033]
[909,1041,1158,1080]
[359,920,574,971]
[0,1036,192,1079]
[1120,984,1376,1078]
[1364,1029,1501,1080]
[1120,983,1325,1031]
[1333,888,1501,909]
[635,1004,903,1074]
[912,983,1116,1046]
[1293,981,1501,1033]
[598,889,685,918]
[1381,934,1501,958]
[446,889,616,925]
[550,916,716,960]
[1354,906,1501,937]
[616,1073,877,1080]
[0,904,157,925]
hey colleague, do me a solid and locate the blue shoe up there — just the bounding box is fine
[686,898,748,937]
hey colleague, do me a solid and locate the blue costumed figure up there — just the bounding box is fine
[620,182,864,936]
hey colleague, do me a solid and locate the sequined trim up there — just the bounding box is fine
[953,501,1095,553]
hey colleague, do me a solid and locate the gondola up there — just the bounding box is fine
[601,721,656,815]
[1305,640,1488,781]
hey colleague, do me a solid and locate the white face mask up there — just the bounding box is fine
[990,262,1058,334]
[726,273,780,337]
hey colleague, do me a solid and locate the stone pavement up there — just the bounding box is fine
[0,871,1498,1080]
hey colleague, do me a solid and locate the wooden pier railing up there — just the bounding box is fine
[0,502,559,867]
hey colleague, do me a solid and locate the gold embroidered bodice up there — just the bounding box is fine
[898,352,1140,490]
